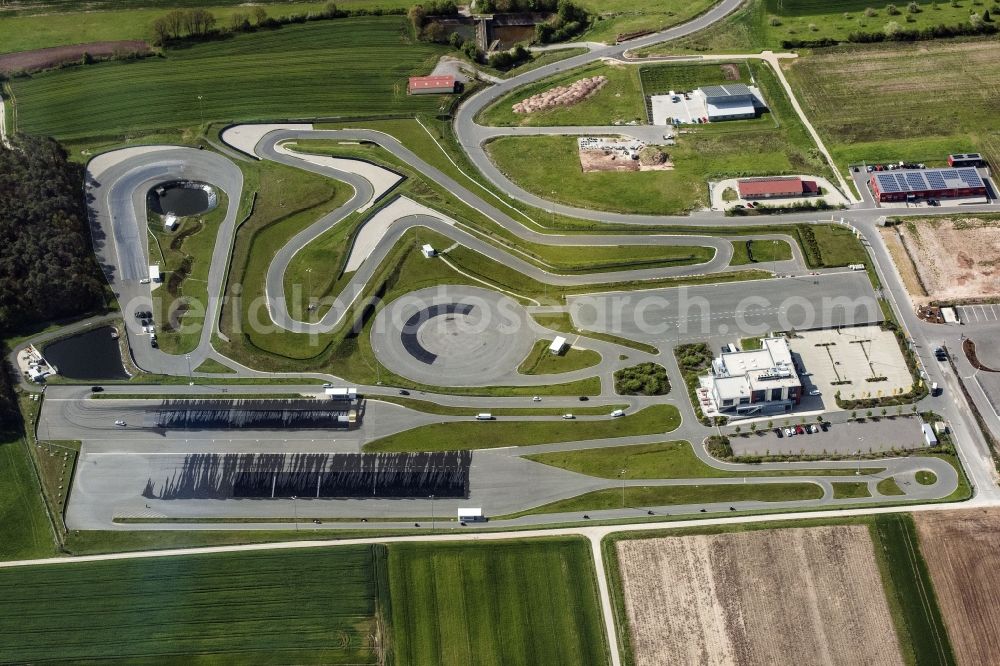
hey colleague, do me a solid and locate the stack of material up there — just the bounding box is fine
[512,76,607,114]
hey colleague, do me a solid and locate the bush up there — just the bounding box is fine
[769,16,782,25]
[614,363,670,396]
[908,1,922,11]
[865,6,878,15]
[706,435,733,459]
[887,3,901,14]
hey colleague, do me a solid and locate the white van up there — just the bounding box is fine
[611,409,625,418]
[475,413,494,421]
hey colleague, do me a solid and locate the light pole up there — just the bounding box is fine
[197,95,204,127]
[429,494,435,531]
[291,495,299,532]
[185,354,193,385]
[856,443,862,475]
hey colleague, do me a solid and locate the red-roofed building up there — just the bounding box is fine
[737,176,812,199]
[407,75,457,95]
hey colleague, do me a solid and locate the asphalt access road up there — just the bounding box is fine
[567,270,881,343]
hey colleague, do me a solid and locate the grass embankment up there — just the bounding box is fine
[10,17,448,140]
[193,357,236,373]
[372,395,628,416]
[674,342,716,426]
[575,0,717,44]
[870,514,956,666]
[786,39,999,170]
[532,312,660,355]
[876,477,906,496]
[389,539,608,666]
[148,190,229,354]
[483,59,831,214]
[832,481,872,499]
[634,0,984,55]
[0,545,391,664]
[729,238,792,266]
[525,440,885,479]
[365,404,680,452]
[518,339,601,375]
[506,482,824,517]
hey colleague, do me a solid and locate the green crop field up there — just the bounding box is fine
[10,17,448,139]
[870,514,956,665]
[785,38,1000,169]
[634,0,987,55]
[484,60,830,214]
[389,539,607,666]
[639,61,749,95]
[0,1,415,54]
[365,404,681,452]
[0,545,390,663]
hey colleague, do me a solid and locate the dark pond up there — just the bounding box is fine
[44,326,129,380]
[148,181,217,217]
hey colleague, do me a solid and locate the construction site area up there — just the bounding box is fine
[882,216,1000,304]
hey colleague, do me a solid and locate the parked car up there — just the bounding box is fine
[150,339,158,349]
[578,396,589,401]
[139,278,151,284]
[775,428,784,437]
[795,425,806,435]
[91,386,104,393]
[114,420,126,427]
[399,389,410,395]
[611,409,626,418]
[784,427,795,437]
[532,396,542,402]
[809,389,821,396]
[810,424,820,434]
[562,414,575,420]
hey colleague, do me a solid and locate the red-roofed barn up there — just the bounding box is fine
[407,75,457,95]
[737,176,815,199]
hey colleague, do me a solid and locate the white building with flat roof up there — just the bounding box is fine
[704,337,802,416]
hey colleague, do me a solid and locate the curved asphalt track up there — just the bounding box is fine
[55,0,1000,530]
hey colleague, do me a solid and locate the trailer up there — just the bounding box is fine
[457,508,486,523]
[325,387,358,401]
[549,336,567,355]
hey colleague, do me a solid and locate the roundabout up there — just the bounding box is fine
[371,285,537,386]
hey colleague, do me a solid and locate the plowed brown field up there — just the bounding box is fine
[915,509,1000,665]
[616,526,903,666]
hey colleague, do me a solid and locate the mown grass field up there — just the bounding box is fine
[10,17,448,139]
[635,0,986,54]
[507,482,824,517]
[365,404,681,452]
[518,339,602,375]
[0,545,391,663]
[484,60,830,214]
[525,440,885,479]
[730,238,792,265]
[477,62,645,127]
[0,434,54,561]
[785,38,1000,169]
[575,0,717,43]
[389,539,607,666]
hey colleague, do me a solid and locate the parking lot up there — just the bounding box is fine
[958,304,1000,324]
[650,90,707,125]
[789,326,912,406]
[730,416,926,456]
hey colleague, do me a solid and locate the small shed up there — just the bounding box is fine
[921,423,938,446]
[421,244,436,258]
[549,336,567,355]
[941,307,959,324]
[148,265,161,282]
[164,214,179,231]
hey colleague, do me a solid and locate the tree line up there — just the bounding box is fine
[149,2,406,46]
[0,137,106,429]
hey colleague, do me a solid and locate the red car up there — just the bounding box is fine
[795,425,806,435]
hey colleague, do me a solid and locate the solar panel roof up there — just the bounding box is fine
[874,168,984,193]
